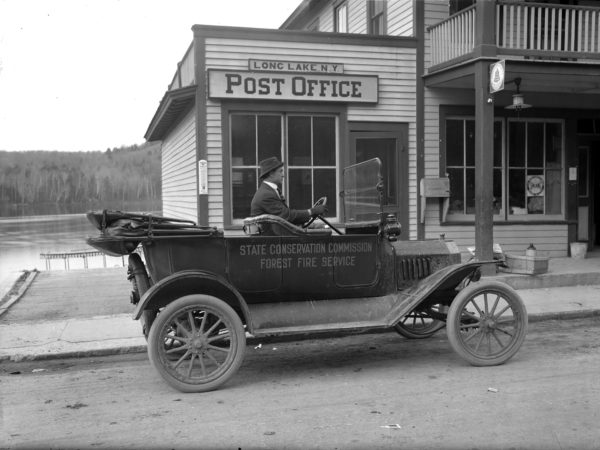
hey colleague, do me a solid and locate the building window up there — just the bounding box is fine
[367,0,386,35]
[445,118,563,221]
[335,2,348,33]
[507,119,563,217]
[230,113,337,222]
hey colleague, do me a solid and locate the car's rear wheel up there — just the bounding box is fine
[394,304,446,339]
[447,281,527,366]
[148,294,246,393]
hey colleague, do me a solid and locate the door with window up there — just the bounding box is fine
[349,125,408,236]
[229,113,338,224]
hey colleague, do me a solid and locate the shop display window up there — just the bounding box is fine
[230,113,337,221]
[444,117,563,222]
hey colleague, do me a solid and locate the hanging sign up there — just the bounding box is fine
[489,60,505,93]
[208,69,378,103]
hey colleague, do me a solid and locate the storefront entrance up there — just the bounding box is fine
[349,122,408,237]
[578,141,600,249]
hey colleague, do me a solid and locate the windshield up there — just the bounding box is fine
[342,158,383,223]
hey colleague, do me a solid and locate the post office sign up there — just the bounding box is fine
[208,69,378,103]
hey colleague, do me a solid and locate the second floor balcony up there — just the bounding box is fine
[429,1,600,69]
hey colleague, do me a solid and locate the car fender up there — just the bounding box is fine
[385,260,494,326]
[133,270,253,332]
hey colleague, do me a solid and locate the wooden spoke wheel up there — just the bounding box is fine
[394,304,446,339]
[447,281,527,366]
[148,295,246,393]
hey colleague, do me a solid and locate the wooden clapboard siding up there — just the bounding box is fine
[206,103,224,227]
[425,222,569,258]
[348,0,367,34]
[204,37,418,231]
[319,5,334,31]
[161,108,197,223]
[424,0,449,70]
[388,0,414,36]
[304,0,413,36]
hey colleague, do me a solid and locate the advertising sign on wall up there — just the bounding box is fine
[208,69,378,103]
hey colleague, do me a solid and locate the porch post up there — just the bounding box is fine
[474,62,494,266]
[474,0,496,268]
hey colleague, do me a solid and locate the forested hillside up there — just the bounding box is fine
[0,143,161,206]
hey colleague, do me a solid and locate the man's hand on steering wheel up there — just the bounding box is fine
[303,196,328,228]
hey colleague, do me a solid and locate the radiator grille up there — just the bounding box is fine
[398,257,432,281]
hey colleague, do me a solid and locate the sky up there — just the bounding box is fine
[0,0,301,152]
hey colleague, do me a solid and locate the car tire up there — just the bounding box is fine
[447,280,527,366]
[147,294,246,393]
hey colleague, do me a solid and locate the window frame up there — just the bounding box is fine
[367,0,387,36]
[442,116,565,223]
[334,1,348,33]
[221,103,346,228]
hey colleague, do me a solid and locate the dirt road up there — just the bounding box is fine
[2,317,599,449]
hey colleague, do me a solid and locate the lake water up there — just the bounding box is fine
[0,214,125,275]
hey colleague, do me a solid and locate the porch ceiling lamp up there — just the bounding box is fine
[505,77,531,111]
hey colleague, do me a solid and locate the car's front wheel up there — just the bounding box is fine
[147,294,246,393]
[446,281,527,366]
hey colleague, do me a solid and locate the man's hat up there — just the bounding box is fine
[259,157,284,179]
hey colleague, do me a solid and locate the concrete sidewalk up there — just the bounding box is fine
[1,254,599,362]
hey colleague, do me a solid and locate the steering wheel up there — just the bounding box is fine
[302,196,327,229]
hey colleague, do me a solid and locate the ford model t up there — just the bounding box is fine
[86,158,527,393]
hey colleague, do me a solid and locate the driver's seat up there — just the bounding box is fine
[243,214,332,237]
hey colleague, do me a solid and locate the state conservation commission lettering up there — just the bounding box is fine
[238,241,373,270]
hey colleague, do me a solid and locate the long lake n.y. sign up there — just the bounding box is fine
[208,69,378,103]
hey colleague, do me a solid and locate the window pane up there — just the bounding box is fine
[545,122,562,168]
[232,168,256,219]
[356,137,397,206]
[448,168,464,214]
[257,116,281,162]
[526,169,544,214]
[493,168,503,214]
[336,3,347,32]
[493,121,502,167]
[231,115,256,165]
[465,120,475,166]
[545,169,562,214]
[579,147,589,197]
[314,169,336,216]
[509,122,526,167]
[446,120,463,166]
[509,169,526,213]
[527,122,544,167]
[466,168,475,214]
[288,168,312,210]
[313,117,336,166]
[288,116,311,166]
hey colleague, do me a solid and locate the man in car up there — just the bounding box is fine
[251,156,327,225]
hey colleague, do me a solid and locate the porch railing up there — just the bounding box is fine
[497,1,600,55]
[429,1,600,68]
[429,5,476,67]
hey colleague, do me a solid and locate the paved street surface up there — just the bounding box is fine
[2,317,599,449]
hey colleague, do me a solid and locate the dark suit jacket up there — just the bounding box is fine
[251,182,311,225]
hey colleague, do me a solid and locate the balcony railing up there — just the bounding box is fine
[168,42,195,90]
[429,1,600,68]
[429,5,476,67]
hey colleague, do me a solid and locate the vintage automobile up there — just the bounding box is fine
[86,158,527,393]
